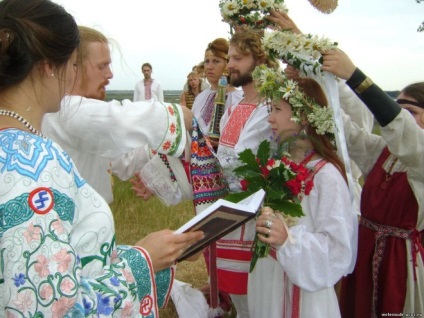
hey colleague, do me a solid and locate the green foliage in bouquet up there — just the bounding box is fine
[225,140,314,271]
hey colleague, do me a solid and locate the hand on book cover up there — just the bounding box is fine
[135,229,204,272]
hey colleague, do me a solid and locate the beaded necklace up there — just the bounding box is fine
[0,109,45,138]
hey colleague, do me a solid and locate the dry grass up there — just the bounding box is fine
[109,176,211,317]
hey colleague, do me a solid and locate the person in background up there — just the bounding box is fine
[195,61,211,91]
[0,0,202,317]
[183,63,210,92]
[42,26,192,204]
[192,37,243,137]
[133,62,164,102]
[180,71,203,110]
[322,48,424,317]
[248,66,356,317]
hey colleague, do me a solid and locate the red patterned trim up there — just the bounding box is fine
[291,285,301,318]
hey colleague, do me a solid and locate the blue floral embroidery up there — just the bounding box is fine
[110,276,120,287]
[82,297,93,315]
[12,273,26,287]
[96,293,114,316]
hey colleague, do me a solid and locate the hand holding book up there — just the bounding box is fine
[174,189,266,261]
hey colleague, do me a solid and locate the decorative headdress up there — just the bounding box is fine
[219,0,288,30]
[252,64,334,136]
[308,0,338,14]
[263,30,338,74]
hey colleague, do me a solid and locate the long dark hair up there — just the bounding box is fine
[0,0,79,92]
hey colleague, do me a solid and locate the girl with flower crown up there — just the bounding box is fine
[247,66,357,317]
[322,49,424,317]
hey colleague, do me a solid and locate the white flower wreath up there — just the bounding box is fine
[252,64,335,136]
[263,30,338,74]
[219,0,288,29]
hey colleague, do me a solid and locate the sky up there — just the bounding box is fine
[53,0,423,92]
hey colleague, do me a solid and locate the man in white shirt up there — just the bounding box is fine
[42,26,191,204]
[133,63,164,102]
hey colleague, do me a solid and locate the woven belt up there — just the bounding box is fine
[360,217,424,316]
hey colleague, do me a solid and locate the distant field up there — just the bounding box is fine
[106,90,182,104]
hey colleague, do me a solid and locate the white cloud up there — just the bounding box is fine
[54,0,424,91]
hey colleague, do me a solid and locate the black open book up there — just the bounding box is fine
[174,189,265,261]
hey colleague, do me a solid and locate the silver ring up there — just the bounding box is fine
[264,219,273,229]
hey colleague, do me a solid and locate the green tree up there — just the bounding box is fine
[417,0,424,32]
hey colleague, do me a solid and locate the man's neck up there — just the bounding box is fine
[241,82,259,104]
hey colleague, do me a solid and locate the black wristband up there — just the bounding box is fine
[346,68,401,127]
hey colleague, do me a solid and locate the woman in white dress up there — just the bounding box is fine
[248,66,356,318]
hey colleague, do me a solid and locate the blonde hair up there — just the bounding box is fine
[230,29,277,68]
[76,26,109,85]
[186,71,202,95]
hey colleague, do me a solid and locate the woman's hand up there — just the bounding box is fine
[321,49,357,80]
[256,207,288,247]
[266,10,302,34]
[130,172,154,200]
[135,229,204,272]
[284,64,301,81]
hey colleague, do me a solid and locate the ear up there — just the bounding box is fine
[41,60,55,78]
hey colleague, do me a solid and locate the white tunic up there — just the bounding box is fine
[248,161,354,318]
[191,88,243,135]
[214,101,273,296]
[133,79,164,102]
[42,96,187,203]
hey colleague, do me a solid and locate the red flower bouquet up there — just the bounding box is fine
[224,140,313,272]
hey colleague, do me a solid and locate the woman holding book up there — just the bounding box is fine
[247,65,357,317]
[0,1,202,316]
[321,49,424,317]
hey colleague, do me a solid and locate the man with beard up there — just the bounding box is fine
[42,26,192,204]
[213,29,278,317]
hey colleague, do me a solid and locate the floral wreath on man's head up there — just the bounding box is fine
[219,0,288,30]
[252,64,335,136]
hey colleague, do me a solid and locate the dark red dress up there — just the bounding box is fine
[340,147,423,317]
